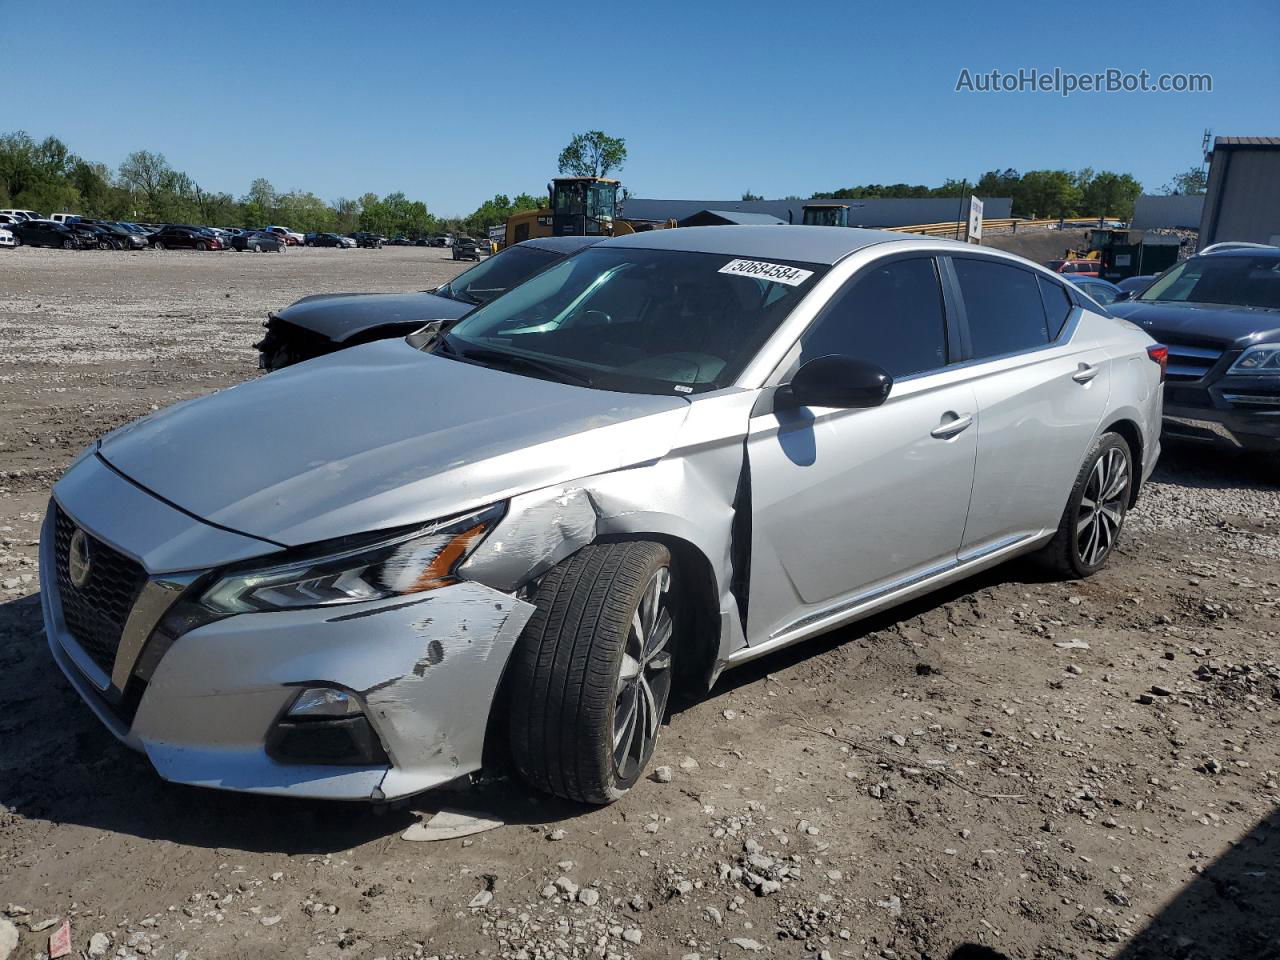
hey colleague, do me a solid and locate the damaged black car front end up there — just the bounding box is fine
[255,236,601,371]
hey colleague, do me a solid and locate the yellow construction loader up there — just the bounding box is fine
[801,202,851,227]
[502,177,674,247]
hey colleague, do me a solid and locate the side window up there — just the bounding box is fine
[953,258,1050,359]
[798,257,947,378]
[1037,275,1074,337]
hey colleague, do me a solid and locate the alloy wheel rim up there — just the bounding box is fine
[1076,448,1129,566]
[612,567,674,781]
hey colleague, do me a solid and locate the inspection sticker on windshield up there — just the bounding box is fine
[718,259,813,286]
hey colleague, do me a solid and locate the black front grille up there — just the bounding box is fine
[1161,339,1224,382]
[53,505,148,677]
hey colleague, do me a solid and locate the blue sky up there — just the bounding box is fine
[3,0,1277,214]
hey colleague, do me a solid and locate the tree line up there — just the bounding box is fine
[0,131,545,238]
[3,128,1207,237]
[809,165,1207,220]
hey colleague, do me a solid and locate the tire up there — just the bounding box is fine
[195,241,207,251]
[153,241,165,251]
[508,541,677,805]
[1036,432,1133,579]
[62,239,75,250]
[250,242,260,252]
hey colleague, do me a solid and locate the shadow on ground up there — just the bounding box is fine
[1114,808,1279,960]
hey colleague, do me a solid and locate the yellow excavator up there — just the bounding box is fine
[502,177,674,247]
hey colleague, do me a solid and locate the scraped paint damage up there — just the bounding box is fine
[347,583,535,798]
[459,422,753,681]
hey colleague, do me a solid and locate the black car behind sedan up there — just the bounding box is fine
[8,220,83,249]
[255,236,600,370]
[1111,246,1280,453]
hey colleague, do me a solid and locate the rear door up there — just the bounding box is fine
[745,255,978,645]
[945,257,1111,553]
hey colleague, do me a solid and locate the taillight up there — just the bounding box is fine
[1146,344,1168,383]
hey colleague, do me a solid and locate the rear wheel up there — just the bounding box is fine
[508,542,676,804]
[1037,432,1133,578]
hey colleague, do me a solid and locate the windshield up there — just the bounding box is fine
[587,183,616,220]
[553,182,585,215]
[803,207,845,227]
[434,247,826,395]
[438,246,561,305]
[1139,255,1280,310]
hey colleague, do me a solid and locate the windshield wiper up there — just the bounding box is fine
[451,342,593,386]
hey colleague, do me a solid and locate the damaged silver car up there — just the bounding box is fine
[42,226,1165,803]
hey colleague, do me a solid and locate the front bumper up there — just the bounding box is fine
[42,463,536,801]
[1163,377,1280,451]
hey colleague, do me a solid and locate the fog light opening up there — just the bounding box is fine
[287,686,363,720]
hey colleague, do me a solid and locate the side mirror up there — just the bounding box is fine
[1114,290,1132,302]
[783,355,893,409]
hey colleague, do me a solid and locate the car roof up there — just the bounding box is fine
[597,224,936,265]
[519,235,602,254]
[1199,246,1280,259]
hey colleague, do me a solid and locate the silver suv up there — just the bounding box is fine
[41,226,1164,804]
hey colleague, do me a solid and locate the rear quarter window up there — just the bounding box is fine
[953,258,1051,359]
[1037,275,1075,337]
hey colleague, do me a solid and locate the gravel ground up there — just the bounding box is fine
[0,245,1278,960]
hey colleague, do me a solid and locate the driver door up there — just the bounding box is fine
[744,255,977,645]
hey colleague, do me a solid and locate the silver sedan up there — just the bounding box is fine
[41,226,1164,803]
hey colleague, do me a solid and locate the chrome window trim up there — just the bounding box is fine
[740,240,1088,390]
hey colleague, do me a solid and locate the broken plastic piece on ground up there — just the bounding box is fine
[402,807,504,842]
[48,919,72,959]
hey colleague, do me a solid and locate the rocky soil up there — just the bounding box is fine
[0,245,1277,960]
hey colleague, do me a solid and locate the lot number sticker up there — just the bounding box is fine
[718,259,814,286]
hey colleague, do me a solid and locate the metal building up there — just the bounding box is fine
[621,196,1013,228]
[1197,136,1280,250]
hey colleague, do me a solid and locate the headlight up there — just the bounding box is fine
[1227,344,1280,376]
[199,504,504,614]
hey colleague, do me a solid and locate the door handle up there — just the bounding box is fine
[931,413,974,439]
[1072,363,1100,383]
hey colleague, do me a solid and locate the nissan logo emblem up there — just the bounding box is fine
[68,528,92,589]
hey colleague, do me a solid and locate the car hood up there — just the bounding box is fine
[97,339,690,547]
[1110,300,1280,347]
[274,290,472,343]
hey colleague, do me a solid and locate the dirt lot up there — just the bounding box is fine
[0,245,1277,960]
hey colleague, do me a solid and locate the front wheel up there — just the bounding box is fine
[195,241,207,251]
[1037,432,1133,578]
[153,241,165,251]
[508,542,677,804]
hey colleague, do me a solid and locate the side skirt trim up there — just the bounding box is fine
[723,532,1042,669]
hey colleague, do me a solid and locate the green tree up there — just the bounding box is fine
[1161,166,1208,196]
[117,150,176,218]
[1013,170,1081,218]
[557,131,627,179]
[1079,171,1143,219]
[741,190,763,201]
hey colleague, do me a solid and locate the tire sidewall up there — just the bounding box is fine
[599,547,674,799]
[1066,433,1132,577]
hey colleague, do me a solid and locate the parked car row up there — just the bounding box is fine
[0,210,398,253]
